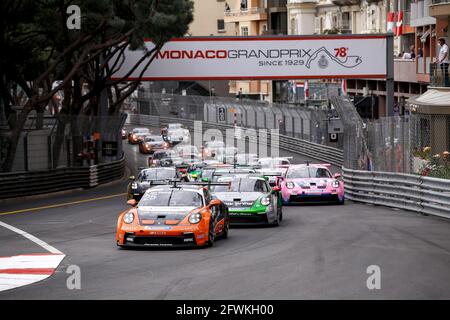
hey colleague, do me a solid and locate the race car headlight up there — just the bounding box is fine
[260,197,271,206]
[132,134,137,139]
[188,212,202,224]
[332,180,340,188]
[145,143,150,148]
[131,182,138,189]
[123,212,134,224]
[286,181,295,189]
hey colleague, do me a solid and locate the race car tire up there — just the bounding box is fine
[221,222,229,239]
[207,221,215,247]
[270,211,280,227]
[278,205,283,222]
[338,199,345,205]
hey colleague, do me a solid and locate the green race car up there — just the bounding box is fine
[210,175,283,226]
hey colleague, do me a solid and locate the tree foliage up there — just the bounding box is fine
[0,0,193,171]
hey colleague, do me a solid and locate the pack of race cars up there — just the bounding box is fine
[116,124,345,249]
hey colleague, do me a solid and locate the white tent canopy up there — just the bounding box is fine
[408,89,450,107]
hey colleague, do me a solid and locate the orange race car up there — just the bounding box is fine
[116,182,230,248]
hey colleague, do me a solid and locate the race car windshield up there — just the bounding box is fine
[153,151,173,160]
[140,190,203,207]
[133,128,149,134]
[211,178,266,192]
[145,136,164,142]
[287,167,332,178]
[139,169,175,181]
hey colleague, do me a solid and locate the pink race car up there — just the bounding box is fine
[279,164,344,205]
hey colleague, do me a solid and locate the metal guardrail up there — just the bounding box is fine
[129,113,450,219]
[343,167,450,219]
[0,157,125,200]
[128,114,344,166]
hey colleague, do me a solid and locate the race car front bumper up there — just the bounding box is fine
[117,223,210,248]
[229,213,269,225]
[228,206,276,226]
[121,232,199,247]
[284,193,341,204]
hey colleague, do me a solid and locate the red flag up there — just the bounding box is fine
[395,11,403,37]
[387,12,395,33]
[304,80,309,100]
[341,79,347,96]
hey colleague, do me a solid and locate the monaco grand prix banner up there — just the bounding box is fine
[112,35,388,81]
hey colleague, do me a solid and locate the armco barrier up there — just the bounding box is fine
[0,156,125,200]
[343,167,450,219]
[130,114,450,219]
[128,114,344,166]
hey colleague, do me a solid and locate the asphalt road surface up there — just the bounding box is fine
[1,125,450,299]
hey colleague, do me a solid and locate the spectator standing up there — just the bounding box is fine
[438,37,449,86]
[409,45,416,59]
[417,47,423,58]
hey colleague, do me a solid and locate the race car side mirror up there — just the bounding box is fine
[129,176,135,181]
[272,186,281,192]
[333,173,342,179]
[209,199,221,206]
[127,199,137,207]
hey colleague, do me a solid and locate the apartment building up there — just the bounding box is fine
[407,0,450,153]
[149,0,238,97]
[201,0,449,112]
[224,0,288,101]
[346,0,449,117]
[188,0,235,36]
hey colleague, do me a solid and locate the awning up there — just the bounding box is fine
[420,29,431,43]
[408,88,450,107]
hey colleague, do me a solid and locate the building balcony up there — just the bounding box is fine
[430,63,450,87]
[262,28,288,35]
[429,0,450,17]
[394,59,418,83]
[394,58,434,84]
[268,0,288,9]
[224,7,268,23]
[331,0,359,5]
[289,0,320,4]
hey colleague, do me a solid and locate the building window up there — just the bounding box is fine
[217,19,225,32]
[240,0,248,10]
[241,26,249,36]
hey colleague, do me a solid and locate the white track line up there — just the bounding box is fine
[0,221,62,254]
[0,254,66,292]
[0,221,65,292]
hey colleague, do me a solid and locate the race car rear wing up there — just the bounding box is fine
[148,179,230,189]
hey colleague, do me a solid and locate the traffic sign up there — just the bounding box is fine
[218,107,226,122]
[329,133,338,142]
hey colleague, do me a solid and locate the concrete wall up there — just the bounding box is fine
[394,59,417,83]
